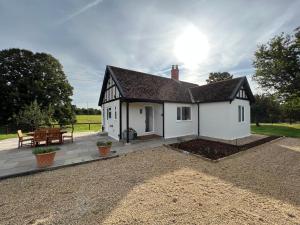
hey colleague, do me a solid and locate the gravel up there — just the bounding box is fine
[0,137,299,225]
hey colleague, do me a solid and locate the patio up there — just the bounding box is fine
[0,132,193,179]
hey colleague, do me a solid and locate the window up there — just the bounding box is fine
[182,107,191,120]
[242,106,244,121]
[107,107,112,119]
[177,106,191,121]
[238,105,244,122]
[177,107,181,120]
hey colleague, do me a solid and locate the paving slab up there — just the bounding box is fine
[0,132,184,179]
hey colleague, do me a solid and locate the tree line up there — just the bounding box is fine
[75,107,101,115]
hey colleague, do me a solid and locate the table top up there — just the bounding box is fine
[27,130,67,136]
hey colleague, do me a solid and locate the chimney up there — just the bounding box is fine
[171,65,179,80]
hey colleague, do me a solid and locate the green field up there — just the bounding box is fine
[0,115,102,141]
[251,123,300,138]
[73,115,102,132]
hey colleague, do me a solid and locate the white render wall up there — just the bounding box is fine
[199,99,250,140]
[229,99,251,138]
[103,99,251,141]
[121,102,163,137]
[164,103,197,139]
[102,100,120,140]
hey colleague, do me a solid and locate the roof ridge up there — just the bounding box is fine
[190,76,245,89]
[108,65,172,81]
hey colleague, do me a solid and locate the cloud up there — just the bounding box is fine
[57,0,103,25]
[0,0,299,107]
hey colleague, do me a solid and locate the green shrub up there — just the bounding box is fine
[96,141,112,147]
[32,147,60,155]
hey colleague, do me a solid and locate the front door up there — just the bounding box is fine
[145,106,153,132]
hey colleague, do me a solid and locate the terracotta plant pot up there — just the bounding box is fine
[98,146,111,156]
[35,152,56,168]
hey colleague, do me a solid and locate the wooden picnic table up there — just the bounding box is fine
[27,130,67,136]
[28,130,68,146]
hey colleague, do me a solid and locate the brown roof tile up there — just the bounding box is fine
[99,66,254,105]
[190,77,246,103]
[108,66,198,103]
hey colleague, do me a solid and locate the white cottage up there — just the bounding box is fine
[98,65,254,143]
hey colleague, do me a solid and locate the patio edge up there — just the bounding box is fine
[0,153,119,181]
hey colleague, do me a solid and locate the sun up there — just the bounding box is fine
[174,25,210,69]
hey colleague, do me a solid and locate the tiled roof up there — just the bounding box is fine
[99,66,254,105]
[108,66,198,103]
[189,77,249,103]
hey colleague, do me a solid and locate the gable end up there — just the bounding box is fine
[98,67,124,106]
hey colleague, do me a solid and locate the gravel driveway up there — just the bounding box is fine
[0,137,299,225]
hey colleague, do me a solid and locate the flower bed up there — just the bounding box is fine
[170,136,280,160]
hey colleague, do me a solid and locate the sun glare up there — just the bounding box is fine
[174,25,210,69]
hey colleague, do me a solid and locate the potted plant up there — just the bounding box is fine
[32,147,59,168]
[96,141,112,156]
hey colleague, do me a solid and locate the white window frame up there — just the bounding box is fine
[176,106,192,121]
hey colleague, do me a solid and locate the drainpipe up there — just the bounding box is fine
[197,103,200,137]
[119,100,122,140]
[162,102,165,138]
[126,101,129,143]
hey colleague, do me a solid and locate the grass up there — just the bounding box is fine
[251,123,300,138]
[0,133,17,141]
[0,115,102,141]
[52,114,102,132]
[73,114,102,132]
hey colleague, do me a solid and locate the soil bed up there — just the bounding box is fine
[170,136,280,160]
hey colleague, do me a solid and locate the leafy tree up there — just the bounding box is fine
[0,48,75,125]
[253,28,300,99]
[251,94,281,126]
[16,100,54,130]
[206,72,233,84]
[282,97,300,124]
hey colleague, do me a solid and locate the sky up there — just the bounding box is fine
[0,0,299,108]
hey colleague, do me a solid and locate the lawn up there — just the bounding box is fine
[72,114,102,132]
[0,133,17,141]
[251,123,300,138]
[0,115,102,141]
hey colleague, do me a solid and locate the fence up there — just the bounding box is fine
[0,122,102,134]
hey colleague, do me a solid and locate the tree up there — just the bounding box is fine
[282,97,300,124]
[251,94,281,126]
[0,48,75,125]
[206,72,233,84]
[16,100,54,130]
[253,29,300,99]
[74,107,101,115]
